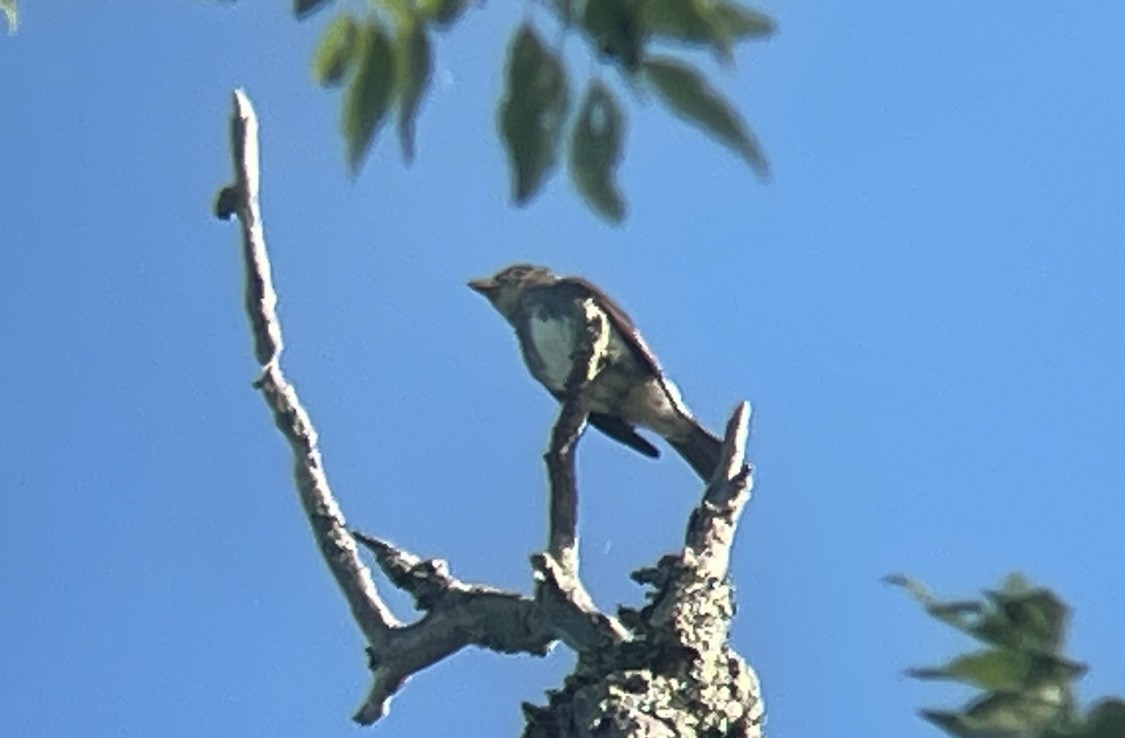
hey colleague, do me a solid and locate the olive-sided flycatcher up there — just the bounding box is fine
[468,264,722,480]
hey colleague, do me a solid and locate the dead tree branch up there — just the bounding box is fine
[544,298,610,575]
[524,404,763,738]
[217,90,396,652]
[538,300,630,649]
[216,89,762,735]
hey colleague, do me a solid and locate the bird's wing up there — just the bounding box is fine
[553,277,664,377]
[588,412,661,458]
[554,278,697,421]
[546,384,661,459]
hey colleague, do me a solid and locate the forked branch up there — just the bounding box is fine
[216,89,761,734]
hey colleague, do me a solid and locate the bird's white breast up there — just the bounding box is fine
[526,309,635,391]
[528,313,580,390]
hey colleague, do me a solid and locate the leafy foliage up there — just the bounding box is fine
[415,0,467,29]
[642,56,768,178]
[581,0,644,72]
[569,81,626,222]
[298,0,774,221]
[312,14,359,87]
[889,573,1125,738]
[342,22,396,174]
[2,0,17,34]
[307,1,439,173]
[643,0,774,62]
[499,24,570,204]
[395,17,432,162]
[711,2,775,40]
[295,0,333,20]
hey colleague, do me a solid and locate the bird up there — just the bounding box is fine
[468,263,722,481]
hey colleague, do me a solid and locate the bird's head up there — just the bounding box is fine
[468,263,557,320]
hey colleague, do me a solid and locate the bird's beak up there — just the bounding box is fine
[467,277,496,296]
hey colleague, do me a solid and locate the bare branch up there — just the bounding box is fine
[537,300,630,651]
[217,90,761,732]
[226,89,281,368]
[219,89,578,727]
[544,299,609,575]
[684,401,754,574]
[536,402,764,738]
[641,401,754,653]
[349,533,557,724]
[219,86,398,712]
[532,552,629,650]
[704,401,752,505]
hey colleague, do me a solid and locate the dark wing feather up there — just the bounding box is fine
[588,413,661,458]
[547,385,661,459]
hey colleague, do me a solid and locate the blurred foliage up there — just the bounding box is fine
[297,0,773,223]
[888,573,1125,738]
[499,24,569,204]
[312,14,359,87]
[569,80,626,222]
[641,55,767,176]
[2,0,17,34]
[341,20,397,173]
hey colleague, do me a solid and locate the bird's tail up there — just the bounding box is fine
[670,421,723,482]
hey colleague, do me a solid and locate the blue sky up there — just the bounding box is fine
[2,2,1123,737]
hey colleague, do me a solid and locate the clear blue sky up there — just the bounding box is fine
[2,2,1123,737]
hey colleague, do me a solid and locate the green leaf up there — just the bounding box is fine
[890,574,1077,655]
[642,56,768,178]
[924,684,1071,738]
[641,1,773,63]
[884,573,937,606]
[376,0,412,25]
[979,577,1069,653]
[581,0,644,71]
[966,684,1071,732]
[395,18,432,162]
[342,22,397,174]
[416,0,468,29]
[499,24,570,204]
[907,649,1034,691]
[312,14,359,87]
[642,0,726,57]
[713,2,775,40]
[1,0,17,34]
[295,0,333,20]
[569,81,627,223]
[1083,699,1125,738]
